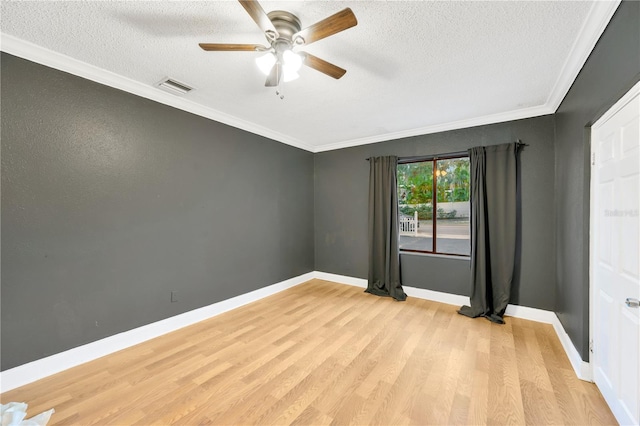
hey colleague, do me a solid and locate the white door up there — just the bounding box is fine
[591,81,640,426]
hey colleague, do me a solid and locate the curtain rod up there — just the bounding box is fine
[365,139,527,161]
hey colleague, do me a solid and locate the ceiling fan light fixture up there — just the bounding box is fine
[283,52,301,82]
[282,50,302,72]
[256,52,276,75]
[199,1,358,92]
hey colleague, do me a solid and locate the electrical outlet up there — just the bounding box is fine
[171,291,178,303]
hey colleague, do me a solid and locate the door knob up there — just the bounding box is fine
[625,298,640,308]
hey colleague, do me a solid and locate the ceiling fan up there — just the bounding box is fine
[199,0,357,94]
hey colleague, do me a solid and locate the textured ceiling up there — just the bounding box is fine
[0,1,619,152]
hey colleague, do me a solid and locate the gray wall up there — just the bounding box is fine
[1,54,314,370]
[2,0,637,372]
[315,115,556,310]
[554,0,640,360]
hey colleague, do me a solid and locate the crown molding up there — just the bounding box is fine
[2,0,619,155]
[313,0,620,153]
[313,104,553,153]
[0,34,315,153]
[545,0,621,111]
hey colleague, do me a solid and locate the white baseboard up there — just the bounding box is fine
[504,304,557,324]
[314,271,591,382]
[1,270,591,392]
[0,272,315,392]
[404,286,470,307]
[313,271,367,288]
[506,304,590,381]
[551,316,592,381]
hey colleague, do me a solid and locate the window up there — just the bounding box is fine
[397,155,470,256]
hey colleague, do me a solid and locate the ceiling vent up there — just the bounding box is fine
[157,77,193,95]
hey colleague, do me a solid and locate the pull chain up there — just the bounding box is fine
[275,62,284,99]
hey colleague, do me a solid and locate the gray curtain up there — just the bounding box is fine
[458,143,518,323]
[366,156,407,301]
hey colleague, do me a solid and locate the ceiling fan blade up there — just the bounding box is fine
[238,0,279,39]
[199,43,266,51]
[293,8,357,46]
[302,53,347,79]
[265,62,282,87]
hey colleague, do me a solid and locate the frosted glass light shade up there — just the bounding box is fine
[282,50,302,72]
[282,50,302,82]
[255,53,276,75]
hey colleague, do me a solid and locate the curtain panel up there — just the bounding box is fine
[366,156,407,301]
[459,143,518,323]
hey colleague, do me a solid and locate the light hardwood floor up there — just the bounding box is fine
[1,279,616,425]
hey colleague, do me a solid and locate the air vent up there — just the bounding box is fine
[157,78,193,95]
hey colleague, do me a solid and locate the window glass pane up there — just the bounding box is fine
[435,158,470,255]
[397,161,433,252]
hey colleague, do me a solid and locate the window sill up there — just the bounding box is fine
[400,251,470,261]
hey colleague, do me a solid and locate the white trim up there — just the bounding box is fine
[588,105,598,398]
[0,272,315,392]
[313,271,471,305]
[1,0,618,154]
[504,304,557,324]
[0,270,594,392]
[591,80,640,130]
[552,315,593,382]
[0,34,314,153]
[545,0,621,111]
[318,0,622,156]
[313,271,367,288]
[315,272,592,381]
[404,286,469,307]
[313,105,552,153]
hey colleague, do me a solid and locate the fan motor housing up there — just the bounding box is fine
[267,10,301,42]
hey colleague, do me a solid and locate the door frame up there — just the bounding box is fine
[589,79,640,421]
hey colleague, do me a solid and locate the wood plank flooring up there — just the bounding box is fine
[1,279,617,425]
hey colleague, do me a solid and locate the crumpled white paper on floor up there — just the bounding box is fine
[1,402,54,426]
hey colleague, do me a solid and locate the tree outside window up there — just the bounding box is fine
[397,157,470,256]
